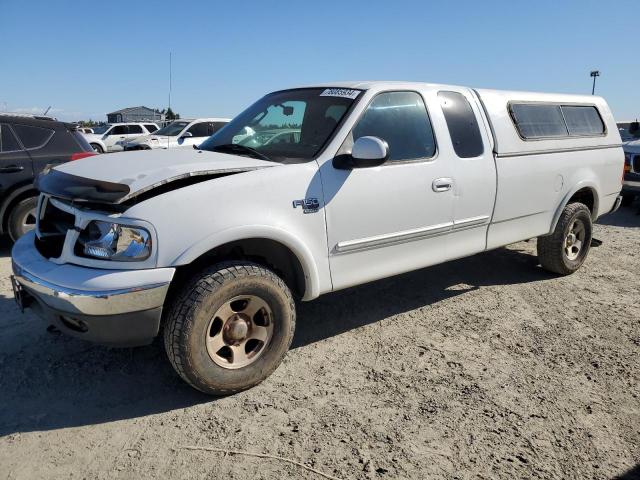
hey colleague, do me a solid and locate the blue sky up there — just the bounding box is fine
[1,0,638,122]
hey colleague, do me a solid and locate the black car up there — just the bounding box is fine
[0,114,95,241]
[619,121,640,206]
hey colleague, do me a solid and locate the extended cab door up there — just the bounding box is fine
[435,89,496,257]
[322,90,455,290]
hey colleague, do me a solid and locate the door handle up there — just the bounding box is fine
[0,165,25,173]
[432,177,453,192]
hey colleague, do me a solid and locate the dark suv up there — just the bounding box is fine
[619,121,640,206]
[0,114,95,241]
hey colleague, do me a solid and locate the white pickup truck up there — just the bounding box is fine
[11,82,624,395]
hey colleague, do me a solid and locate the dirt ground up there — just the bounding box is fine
[0,206,638,480]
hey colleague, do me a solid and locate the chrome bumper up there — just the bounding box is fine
[11,231,174,317]
[12,262,170,316]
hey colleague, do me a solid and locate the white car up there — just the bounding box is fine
[123,118,229,150]
[12,82,623,396]
[84,123,159,153]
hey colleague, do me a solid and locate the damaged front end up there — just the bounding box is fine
[31,152,275,267]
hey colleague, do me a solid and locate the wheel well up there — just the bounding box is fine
[1,188,38,234]
[170,238,307,300]
[567,187,596,215]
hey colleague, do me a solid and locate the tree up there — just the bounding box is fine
[165,107,180,120]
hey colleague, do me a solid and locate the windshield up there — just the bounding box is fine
[618,122,640,142]
[199,88,361,162]
[154,121,190,136]
[92,125,110,134]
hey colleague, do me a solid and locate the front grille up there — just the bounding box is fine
[35,197,75,259]
[633,155,640,173]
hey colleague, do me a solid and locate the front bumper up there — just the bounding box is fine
[11,231,175,346]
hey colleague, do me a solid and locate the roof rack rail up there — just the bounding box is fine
[0,112,57,121]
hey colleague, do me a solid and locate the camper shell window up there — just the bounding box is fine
[509,103,605,140]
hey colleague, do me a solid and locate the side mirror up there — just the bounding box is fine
[181,131,193,139]
[334,136,389,169]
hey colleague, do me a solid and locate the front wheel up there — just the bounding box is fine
[164,262,296,395]
[537,202,593,275]
[8,197,38,242]
[90,143,103,153]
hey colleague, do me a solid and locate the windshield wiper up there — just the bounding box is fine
[210,144,273,162]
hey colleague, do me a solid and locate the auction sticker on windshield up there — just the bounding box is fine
[320,88,361,99]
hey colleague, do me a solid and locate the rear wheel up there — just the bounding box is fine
[537,202,592,275]
[90,143,103,153]
[164,261,296,395]
[7,197,38,242]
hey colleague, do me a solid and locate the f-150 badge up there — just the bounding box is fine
[292,198,320,214]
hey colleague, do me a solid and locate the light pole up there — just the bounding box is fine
[590,70,600,95]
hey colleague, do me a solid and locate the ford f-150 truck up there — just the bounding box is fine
[11,82,624,395]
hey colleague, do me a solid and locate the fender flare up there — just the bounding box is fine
[171,225,322,300]
[0,183,38,234]
[548,180,600,234]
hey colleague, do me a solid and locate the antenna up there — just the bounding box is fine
[43,106,51,116]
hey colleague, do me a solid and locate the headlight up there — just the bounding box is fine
[77,221,152,261]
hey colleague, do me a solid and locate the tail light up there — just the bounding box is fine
[70,152,97,161]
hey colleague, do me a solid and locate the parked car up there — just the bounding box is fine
[618,121,640,206]
[77,127,94,134]
[123,118,230,150]
[11,82,623,395]
[238,128,301,148]
[83,123,159,153]
[0,114,95,241]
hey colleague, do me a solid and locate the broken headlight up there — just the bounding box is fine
[77,221,152,262]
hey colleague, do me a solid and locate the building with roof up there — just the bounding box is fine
[106,106,164,123]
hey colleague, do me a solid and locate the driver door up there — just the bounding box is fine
[104,125,127,151]
[322,90,455,290]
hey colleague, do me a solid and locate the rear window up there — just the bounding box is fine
[145,124,158,133]
[561,106,605,135]
[510,103,605,139]
[71,130,94,152]
[0,124,21,152]
[12,124,55,149]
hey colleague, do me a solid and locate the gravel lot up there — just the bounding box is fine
[0,206,638,480]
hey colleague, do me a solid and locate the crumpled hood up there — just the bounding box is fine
[36,148,277,204]
[623,139,640,154]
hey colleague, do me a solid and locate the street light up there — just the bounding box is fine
[590,70,600,95]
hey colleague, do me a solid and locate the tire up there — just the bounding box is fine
[537,202,593,275]
[90,143,103,153]
[164,261,296,395]
[7,197,38,242]
[621,194,635,207]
